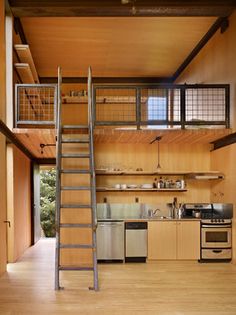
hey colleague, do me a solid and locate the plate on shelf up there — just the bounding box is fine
[127,184,138,189]
[140,184,153,189]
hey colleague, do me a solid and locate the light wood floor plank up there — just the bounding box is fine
[0,238,236,315]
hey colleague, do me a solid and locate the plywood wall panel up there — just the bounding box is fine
[60,228,92,245]
[176,11,236,131]
[0,0,7,276]
[13,146,31,261]
[95,143,212,204]
[211,144,236,262]
[61,104,88,125]
[61,208,92,225]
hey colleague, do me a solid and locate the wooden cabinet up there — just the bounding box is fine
[148,221,176,260]
[148,220,200,260]
[176,221,200,260]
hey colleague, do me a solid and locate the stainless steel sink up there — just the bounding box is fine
[149,216,173,220]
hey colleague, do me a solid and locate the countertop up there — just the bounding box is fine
[97,217,201,222]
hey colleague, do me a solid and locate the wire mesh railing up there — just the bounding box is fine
[93,84,230,129]
[15,84,57,126]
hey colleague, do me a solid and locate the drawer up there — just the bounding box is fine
[201,248,231,260]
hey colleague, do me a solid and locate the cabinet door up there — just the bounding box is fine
[148,221,176,260]
[177,221,200,260]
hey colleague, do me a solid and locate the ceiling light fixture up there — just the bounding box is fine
[150,136,162,172]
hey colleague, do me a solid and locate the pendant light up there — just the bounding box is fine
[150,136,162,172]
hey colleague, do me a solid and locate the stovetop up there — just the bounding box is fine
[201,218,232,224]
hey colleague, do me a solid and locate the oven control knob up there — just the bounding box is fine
[211,219,214,223]
[222,219,225,223]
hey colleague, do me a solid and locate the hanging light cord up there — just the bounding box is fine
[150,136,162,170]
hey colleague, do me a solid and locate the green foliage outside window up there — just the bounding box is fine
[40,169,56,237]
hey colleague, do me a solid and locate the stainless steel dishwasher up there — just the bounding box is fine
[96,220,124,261]
[125,222,147,262]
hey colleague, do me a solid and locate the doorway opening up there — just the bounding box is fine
[39,166,56,238]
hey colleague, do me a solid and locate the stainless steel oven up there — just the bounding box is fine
[201,219,232,260]
[201,220,232,248]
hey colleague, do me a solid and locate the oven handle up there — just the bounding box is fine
[212,250,223,253]
[201,224,232,228]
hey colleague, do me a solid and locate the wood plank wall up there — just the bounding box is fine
[175,11,236,262]
[0,0,7,276]
[7,144,32,263]
[176,11,236,132]
[62,84,88,125]
[211,144,236,262]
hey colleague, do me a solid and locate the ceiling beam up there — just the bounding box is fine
[211,132,236,150]
[35,158,56,165]
[13,17,27,44]
[172,17,229,82]
[9,1,235,17]
[40,76,173,84]
[0,119,35,160]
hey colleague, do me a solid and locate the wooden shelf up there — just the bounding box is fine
[14,44,39,83]
[95,170,223,178]
[96,188,187,192]
[96,170,186,176]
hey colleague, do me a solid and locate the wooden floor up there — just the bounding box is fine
[1,239,236,315]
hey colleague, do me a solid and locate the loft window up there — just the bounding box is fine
[147,96,167,121]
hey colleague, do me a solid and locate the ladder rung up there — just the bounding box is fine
[61,186,91,191]
[62,139,89,143]
[61,153,90,158]
[59,266,93,271]
[61,204,91,209]
[62,125,89,129]
[60,223,92,228]
[60,244,94,249]
[60,169,91,174]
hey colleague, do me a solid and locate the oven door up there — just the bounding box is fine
[201,226,231,248]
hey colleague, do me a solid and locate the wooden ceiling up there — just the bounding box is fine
[20,16,216,78]
[13,128,231,158]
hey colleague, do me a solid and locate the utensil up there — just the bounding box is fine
[192,210,201,218]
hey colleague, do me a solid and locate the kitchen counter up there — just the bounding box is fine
[98,217,201,222]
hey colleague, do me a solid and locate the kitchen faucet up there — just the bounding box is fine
[148,208,161,217]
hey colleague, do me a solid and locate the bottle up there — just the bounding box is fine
[181,179,185,189]
[159,177,164,188]
[153,178,157,188]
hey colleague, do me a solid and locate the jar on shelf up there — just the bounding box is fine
[159,177,164,188]
[175,179,181,189]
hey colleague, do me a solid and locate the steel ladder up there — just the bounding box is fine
[55,67,98,291]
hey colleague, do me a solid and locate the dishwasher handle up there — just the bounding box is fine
[98,222,124,227]
[125,222,147,230]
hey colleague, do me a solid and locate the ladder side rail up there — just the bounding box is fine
[88,66,99,291]
[55,66,63,290]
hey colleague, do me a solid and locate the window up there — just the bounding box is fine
[147,96,167,121]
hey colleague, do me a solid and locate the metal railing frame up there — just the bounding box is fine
[15,83,57,126]
[93,83,230,129]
